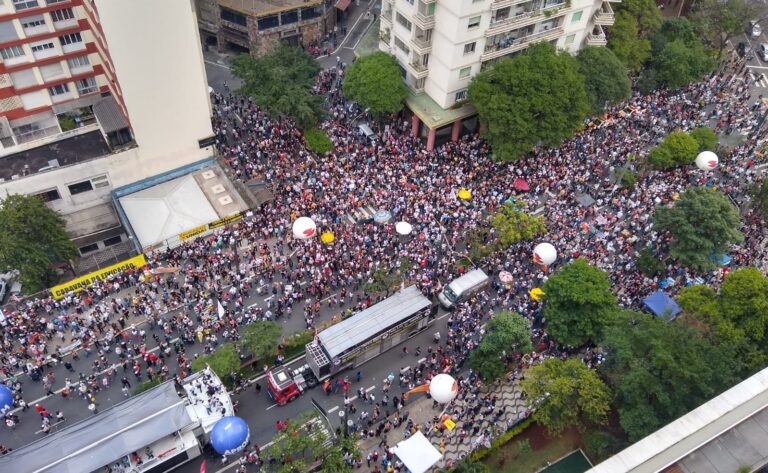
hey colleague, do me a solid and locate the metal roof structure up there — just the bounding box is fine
[0,381,194,473]
[318,285,431,359]
[93,96,129,134]
[587,366,768,473]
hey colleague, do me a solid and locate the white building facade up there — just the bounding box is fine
[0,0,215,266]
[380,0,616,110]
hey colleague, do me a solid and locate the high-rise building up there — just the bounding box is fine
[379,0,617,149]
[0,0,235,269]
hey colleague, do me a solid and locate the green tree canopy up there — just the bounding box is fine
[521,358,611,435]
[648,130,700,169]
[608,12,652,72]
[191,343,241,380]
[241,321,282,361]
[451,459,491,473]
[650,17,699,55]
[542,259,619,347]
[576,46,632,113]
[654,187,743,271]
[0,193,76,293]
[469,312,533,382]
[601,311,740,441]
[748,177,768,216]
[690,0,757,57]
[651,39,714,90]
[490,204,547,248]
[468,42,590,162]
[617,0,662,37]
[342,52,408,117]
[231,44,322,129]
[689,126,718,152]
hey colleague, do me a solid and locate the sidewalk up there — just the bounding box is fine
[357,379,529,471]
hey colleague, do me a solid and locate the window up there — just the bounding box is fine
[67,55,90,69]
[35,189,61,202]
[455,90,467,101]
[103,235,123,247]
[459,66,471,79]
[48,83,68,96]
[10,69,37,88]
[0,21,19,42]
[13,0,39,11]
[220,7,246,26]
[396,12,412,30]
[394,36,409,54]
[463,42,476,54]
[46,0,68,4]
[68,179,93,195]
[20,15,45,29]
[404,0,414,5]
[565,33,575,45]
[51,8,74,22]
[91,174,109,188]
[31,41,54,52]
[59,32,82,45]
[571,10,583,22]
[78,242,99,255]
[1,45,25,60]
[75,77,97,94]
[468,16,481,29]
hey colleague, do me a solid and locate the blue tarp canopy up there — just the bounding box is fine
[643,290,682,321]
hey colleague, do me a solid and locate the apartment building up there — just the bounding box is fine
[0,0,228,269]
[379,0,617,149]
[194,0,339,55]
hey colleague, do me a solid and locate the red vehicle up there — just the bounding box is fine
[265,364,318,405]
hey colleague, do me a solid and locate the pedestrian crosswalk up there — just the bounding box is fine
[345,204,377,224]
[749,71,768,89]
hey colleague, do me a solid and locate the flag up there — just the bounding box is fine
[199,459,206,473]
[217,300,225,319]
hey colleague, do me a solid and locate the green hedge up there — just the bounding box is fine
[304,128,333,155]
[469,417,534,461]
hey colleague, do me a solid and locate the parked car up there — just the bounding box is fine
[750,21,762,38]
[738,42,751,58]
[760,43,768,62]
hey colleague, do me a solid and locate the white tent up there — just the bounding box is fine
[391,431,442,473]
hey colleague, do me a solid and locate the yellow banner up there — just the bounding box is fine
[50,254,147,300]
[209,213,242,229]
[179,225,208,241]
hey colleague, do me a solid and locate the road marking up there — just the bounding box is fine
[366,385,376,392]
[265,403,278,411]
[328,405,339,414]
[213,440,275,473]
[204,59,231,70]
[35,420,64,434]
[748,65,768,70]
[437,312,450,321]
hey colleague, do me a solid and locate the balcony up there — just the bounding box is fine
[52,18,78,30]
[585,25,607,45]
[381,6,393,25]
[481,25,564,61]
[61,41,85,54]
[486,2,568,34]
[593,2,614,25]
[407,60,429,79]
[412,11,435,29]
[491,0,534,8]
[411,34,432,54]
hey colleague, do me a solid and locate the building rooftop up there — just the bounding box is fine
[218,0,323,17]
[0,128,111,182]
[406,91,477,130]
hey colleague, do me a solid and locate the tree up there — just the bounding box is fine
[608,12,652,72]
[576,46,631,113]
[469,312,533,382]
[191,343,241,380]
[264,414,326,473]
[616,0,662,38]
[451,459,491,473]
[689,126,718,152]
[650,17,698,55]
[0,194,76,293]
[521,358,611,435]
[343,52,408,117]
[601,311,740,441]
[748,177,768,216]
[304,128,334,155]
[365,266,401,295]
[690,0,756,58]
[542,259,619,347]
[241,321,282,361]
[648,131,700,169]
[490,204,547,248]
[654,187,743,271]
[231,44,322,129]
[651,39,713,90]
[469,42,590,162]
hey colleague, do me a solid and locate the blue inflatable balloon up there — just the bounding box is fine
[210,416,249,455]
[0,384,14,415]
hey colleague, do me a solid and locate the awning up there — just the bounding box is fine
[392,431,442,473]
[52,94,103,114]
[336,0,351,10]
[643,290,681,321]
[93,96,130,133]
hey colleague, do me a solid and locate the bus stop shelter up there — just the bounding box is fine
[391,431,442,473]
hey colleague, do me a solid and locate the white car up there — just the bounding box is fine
[750,21,762,39]
[760,43,768,62]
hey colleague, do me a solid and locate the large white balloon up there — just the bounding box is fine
[292,217,317,240]
[695,151,718,170]
[395,221,413,235]
[429,374,458,404]
[533,242,557,266]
